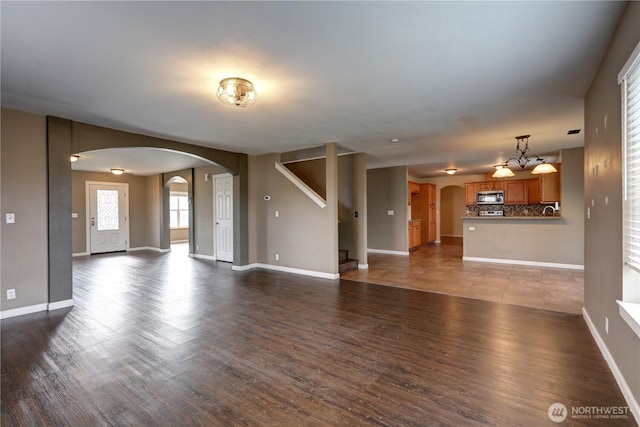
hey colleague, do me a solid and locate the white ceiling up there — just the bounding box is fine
[1,1,626,177]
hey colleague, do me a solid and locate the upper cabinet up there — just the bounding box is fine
[540,164,561,203]
[504,180,526,205]
[477,181,504,191]
[465,183,477,205]
[408,181,421,194]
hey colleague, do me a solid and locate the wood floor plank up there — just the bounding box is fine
[1,245,634,426]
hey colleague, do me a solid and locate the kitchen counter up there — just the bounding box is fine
[462,216,563,220]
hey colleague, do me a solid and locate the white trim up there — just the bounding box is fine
[583,308,640,425]
[440,234,463,238]
[72,252,90,257]
[367,248,410,256]
[128,246,171,253]
[617,300,640,339]
[190,253,215,261]
[48,299,74,311]
[231,262,339,279]
[462,256,584,270]
[0,303,48,319]
[171,239,189,243]
[274,162,327,208]
[618,40,640,84]
[1,299,76,320]
[358,263,369,269]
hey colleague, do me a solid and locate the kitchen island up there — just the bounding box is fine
[462,215,582,269]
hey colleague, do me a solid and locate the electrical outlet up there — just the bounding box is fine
[275,210,279,218]
[605,317,609,334]
[468,226,476,231]
[275,254,279,261]
[7,289,16,300]
[5,213,15,224]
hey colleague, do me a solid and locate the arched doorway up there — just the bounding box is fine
[48,117,249,308]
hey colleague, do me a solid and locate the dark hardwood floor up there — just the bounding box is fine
[1,247,634,426]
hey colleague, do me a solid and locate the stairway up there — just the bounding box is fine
[339,249,358,274]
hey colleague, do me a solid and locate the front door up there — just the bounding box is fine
[214,174,233,262]
[88,182,129,254]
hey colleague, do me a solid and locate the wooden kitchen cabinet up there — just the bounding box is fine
[427,183,436,205]
[527,178,541,204]
[477,181,504,191]
[540,164,561,202]
[465,183,477,206]
[408,221,422,249]
[408,181,421,194]
[504,180,526,205]
[428,205,436,243]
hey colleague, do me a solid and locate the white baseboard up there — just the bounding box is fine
[441,234,463,238]
[232,263,255,271]
[171,239,189,243]
[128,246,171,253]
[1,299,74,320]
[367,248,410,256]
[190,253,215,261]
[583,307,640,425]
[0,303,48,320]
[232,263,339,280]
[462,256,584,270]
[358,263,369,269]
[72,252,90,257]
[48,299,74,311]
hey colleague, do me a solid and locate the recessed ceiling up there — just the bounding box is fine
[1,2,625,177]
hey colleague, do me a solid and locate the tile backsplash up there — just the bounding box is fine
[466,204,559,217]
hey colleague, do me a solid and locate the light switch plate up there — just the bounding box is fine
[5,213,15,224]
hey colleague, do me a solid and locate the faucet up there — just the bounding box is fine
[543,205,556,216]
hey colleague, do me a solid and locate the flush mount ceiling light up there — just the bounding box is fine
[111,168,124,175]
[70,155,80,162]
[216,77,256,107]
[445,168,457,175]
[493,135,557,178]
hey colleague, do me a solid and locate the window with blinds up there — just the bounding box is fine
[622,45,640,274]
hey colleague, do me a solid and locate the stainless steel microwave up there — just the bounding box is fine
[477,190,504,205]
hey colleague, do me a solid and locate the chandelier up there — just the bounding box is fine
[217,77,256,107]
[493,135,557,178]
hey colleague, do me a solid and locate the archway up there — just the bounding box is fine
[47,116,249,308]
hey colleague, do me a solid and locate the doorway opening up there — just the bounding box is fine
[168,176,190,252]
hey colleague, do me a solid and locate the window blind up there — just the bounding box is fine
[624,56,640,272]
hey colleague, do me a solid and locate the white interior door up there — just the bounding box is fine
[88,182,129,254]
[214,174,233,262]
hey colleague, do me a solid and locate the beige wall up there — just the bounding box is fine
[0,109,49,311]
[71,171,151,253]
[146,175,161,249]
[367,166,408,252]
[584,0,640,412]
[253,148,338,275]
[440,186,465,237]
